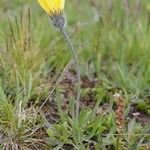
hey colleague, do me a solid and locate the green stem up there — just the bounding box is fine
[60,28,81,120]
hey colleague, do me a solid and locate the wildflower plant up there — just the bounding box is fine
[37,0,81,119]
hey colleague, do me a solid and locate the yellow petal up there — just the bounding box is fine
[38,0,65,15]
[38,0,55,14]
[49,0,57,11]
[61,0,65,10]
[55,0,65,10]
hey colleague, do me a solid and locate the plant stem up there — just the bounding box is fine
[60,28,81,120]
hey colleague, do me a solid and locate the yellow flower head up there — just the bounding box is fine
[38,0,65,16]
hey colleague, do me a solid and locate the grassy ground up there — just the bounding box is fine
[0,0,150,149]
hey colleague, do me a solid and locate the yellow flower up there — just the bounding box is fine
[38,0,65,16]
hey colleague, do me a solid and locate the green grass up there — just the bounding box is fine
[0,0,150,149]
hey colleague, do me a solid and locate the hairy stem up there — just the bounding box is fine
[60,28,81,120]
